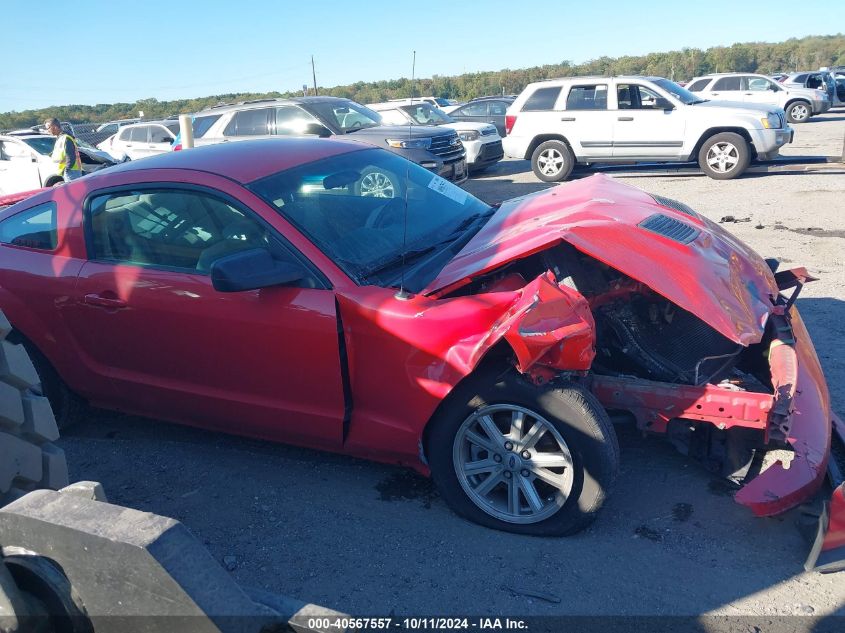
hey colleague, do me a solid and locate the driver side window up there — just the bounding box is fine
[87,188,275,274]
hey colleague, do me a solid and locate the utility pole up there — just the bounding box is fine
[311,56,318,96]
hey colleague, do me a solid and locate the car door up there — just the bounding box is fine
[703,75,743,102]
[0,140,43,194]
[742,76,780,107]
[611,83,686,159]
[70,183,346,447]
[560,83,613,159]
[123,126,151,159]
[147,124,175,155]
[487,101,510,136]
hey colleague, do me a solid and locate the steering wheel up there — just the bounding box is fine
[350,121,364,129]
[364,197,406,229]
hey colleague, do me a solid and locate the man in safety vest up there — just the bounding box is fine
[44,118,83,182]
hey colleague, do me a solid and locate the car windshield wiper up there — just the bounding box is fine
[360,246,438,281]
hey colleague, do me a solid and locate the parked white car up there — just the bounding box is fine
[686,73,830,123]
[367,100,503,172]
[0,134,117,195]
[503,76,793,181]
[98,120,180,160]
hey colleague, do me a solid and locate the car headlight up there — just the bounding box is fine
[761,113,781,129]
[457,130,480,142]
[386,138,431,149]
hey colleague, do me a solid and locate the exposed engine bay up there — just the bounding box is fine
[448,242,775,394]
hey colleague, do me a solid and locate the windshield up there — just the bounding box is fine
[304,101,382,133]
[21,138,56,155]
[247,148,491,290]
[652,78,703,104]
[400,104,453,125]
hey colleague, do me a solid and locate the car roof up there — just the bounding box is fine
[91,137,370,184]
[197,96,356,115]
[532,75,668,84]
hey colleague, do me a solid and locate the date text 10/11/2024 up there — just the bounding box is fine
[303,618,529,630]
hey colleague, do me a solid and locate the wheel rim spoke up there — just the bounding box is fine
[478,415,505,449]
[520,422,547,450]
[465,429,498,453]
[532,467,570,491]
[519,476,545,513]
[507,478,520,515]
[475,471,503,497]
[530,452,571,468]
[509,410,526,440]
[464,458,499,476]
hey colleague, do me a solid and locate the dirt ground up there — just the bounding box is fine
[60,111,845,625]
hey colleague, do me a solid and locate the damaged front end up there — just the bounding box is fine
[426,175,843,570]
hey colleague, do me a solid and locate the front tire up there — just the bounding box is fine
[698,132,750,180]
[785,101,811,124]
[427,369,618,536]
[530,140,575,183]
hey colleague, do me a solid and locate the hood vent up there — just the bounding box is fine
[650,194,699,219]
[638,213,700,245]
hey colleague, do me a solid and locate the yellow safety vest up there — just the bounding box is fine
[54,133,82,174]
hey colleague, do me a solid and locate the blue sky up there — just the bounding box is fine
[3,0,843,112]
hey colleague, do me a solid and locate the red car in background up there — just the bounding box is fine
[0,139,841,569]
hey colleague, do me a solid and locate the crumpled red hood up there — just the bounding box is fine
[425,174,779,345]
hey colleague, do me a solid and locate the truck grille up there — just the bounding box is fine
[481,140,504,160]
[430,132,465,162]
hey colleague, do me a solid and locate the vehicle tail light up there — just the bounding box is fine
[172,144,182,152]
[505,115,517,135]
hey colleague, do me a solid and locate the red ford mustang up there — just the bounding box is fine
[0,139,841,569]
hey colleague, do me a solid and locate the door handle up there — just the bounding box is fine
[710,93,720,96]
[560,117,576,121]
[744,93,753,96]
[84,293,127,309]
[617,116,634,121]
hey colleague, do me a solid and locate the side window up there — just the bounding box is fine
[713,76,742,91]
[87,188,275,274]
[130,126,149,142]
[0,202,57,251]
[686,79,711,92]
[806,74,823,89]
[149,126,173,143]
[565,85,608,110]
[192,115,222,138]
[794,74,808,84]
[746,77,770,91]
[223,108,272,136]
[274,106,318,135]
[376,109,408,126]
[489,102,507,115]
[118,127,133,141]
[523,87,562,111]
[459,102,488,116]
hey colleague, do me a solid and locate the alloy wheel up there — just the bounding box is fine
[791,104,809,121]
[452,404,575,524]
[536,148,565,177]
[706,142,739,174]
[358,171,396,198]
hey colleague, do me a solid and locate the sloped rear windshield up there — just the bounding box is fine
[246,148,491,289]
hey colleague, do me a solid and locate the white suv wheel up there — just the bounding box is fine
[530,140,575,182]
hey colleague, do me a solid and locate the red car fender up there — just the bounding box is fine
[338,272,595,467]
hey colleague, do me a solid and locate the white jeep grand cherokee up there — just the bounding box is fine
[503,76,793,181]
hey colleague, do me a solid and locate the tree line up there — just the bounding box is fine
[2,33,843,129]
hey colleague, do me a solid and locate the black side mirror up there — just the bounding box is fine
[655,97,674,110]
[303,123,332,138]
[210,248,306,292]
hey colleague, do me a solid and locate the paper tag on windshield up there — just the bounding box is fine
[428,175,467,204]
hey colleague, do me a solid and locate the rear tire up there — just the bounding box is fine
[0,312,68,507]
[698,132,751,180]
[530,140,575,182]
[785,101,811,124]
[427,367,618,536]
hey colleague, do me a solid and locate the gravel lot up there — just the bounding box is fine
[61,112,845,625]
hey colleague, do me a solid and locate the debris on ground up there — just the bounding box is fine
[501,584,562,603]
[719,215,751,223]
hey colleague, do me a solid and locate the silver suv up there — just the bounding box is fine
[686,73,830,123]
[503,76,792,181]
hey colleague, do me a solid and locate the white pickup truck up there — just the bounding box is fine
[503,76,793,181]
